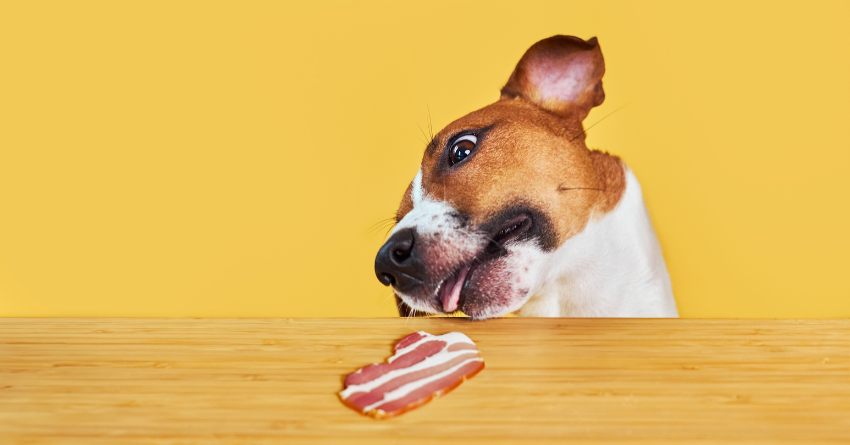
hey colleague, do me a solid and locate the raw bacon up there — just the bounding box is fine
[339,331,484,419]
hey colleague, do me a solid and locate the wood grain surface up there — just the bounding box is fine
[1,318,848,444]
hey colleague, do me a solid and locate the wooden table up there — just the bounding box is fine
[1,318,848,444]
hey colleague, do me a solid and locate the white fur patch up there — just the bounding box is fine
[515,168,678,317]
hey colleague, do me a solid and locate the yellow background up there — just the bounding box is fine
[1,1,848,318]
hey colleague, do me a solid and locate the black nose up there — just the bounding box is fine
[375,228,422,291]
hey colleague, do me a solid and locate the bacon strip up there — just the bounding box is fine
[344,340,446,386]
[339,331,484,419]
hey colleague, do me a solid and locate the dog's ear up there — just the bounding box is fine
[501,35,605,122]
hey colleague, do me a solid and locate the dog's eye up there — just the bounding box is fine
[450,135,477,165]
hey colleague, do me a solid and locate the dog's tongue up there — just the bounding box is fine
[440,263,471,313]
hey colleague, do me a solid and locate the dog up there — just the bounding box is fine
[374,35,678,319]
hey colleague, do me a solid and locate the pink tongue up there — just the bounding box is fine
[440,264,471,313]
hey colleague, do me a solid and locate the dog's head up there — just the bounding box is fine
[375,35,626,319]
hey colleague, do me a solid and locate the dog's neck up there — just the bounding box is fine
[516,167,678,317]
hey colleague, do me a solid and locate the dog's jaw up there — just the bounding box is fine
[390,170,543,319]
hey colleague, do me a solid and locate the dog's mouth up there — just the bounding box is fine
[436,213,532,313]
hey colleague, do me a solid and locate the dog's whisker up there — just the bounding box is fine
[568,102,631,142]
[415,122,431,147]
[426,103,434,141]
[383,224,396,238]
[455,226,506,252]
[558,186,605,192]
[367,216,400,235]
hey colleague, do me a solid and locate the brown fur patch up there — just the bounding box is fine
[588,150,626,215]
[410,99,624,246]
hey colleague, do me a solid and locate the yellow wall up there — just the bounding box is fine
[1,1,848,318]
